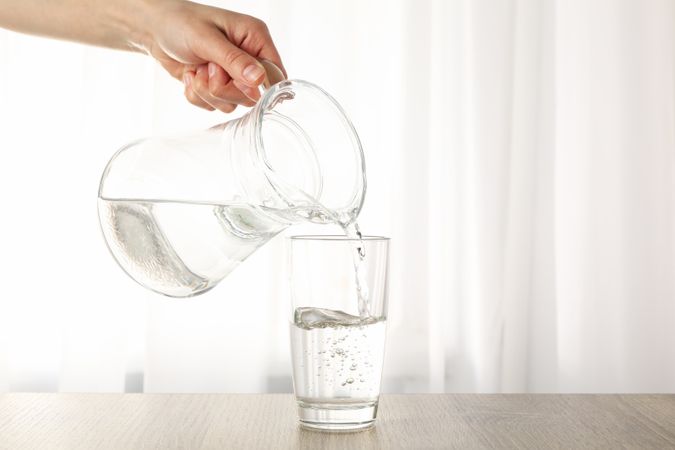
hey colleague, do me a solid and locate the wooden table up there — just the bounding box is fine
[1,394,674,449]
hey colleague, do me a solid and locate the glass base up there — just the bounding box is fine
[297,399,378,432]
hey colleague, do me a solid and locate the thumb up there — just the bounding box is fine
[205,34,266,87]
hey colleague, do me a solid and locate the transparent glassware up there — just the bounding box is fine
[288,235,390,431]
[98,76,366,298]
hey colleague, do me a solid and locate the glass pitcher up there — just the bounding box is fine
[98,65,366,298]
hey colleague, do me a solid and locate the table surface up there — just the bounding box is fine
[1,394,674,449]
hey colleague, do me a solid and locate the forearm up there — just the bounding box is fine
[0,0,156,52]
[0,0,285,113]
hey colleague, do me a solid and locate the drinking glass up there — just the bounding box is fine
[288,235,390,431]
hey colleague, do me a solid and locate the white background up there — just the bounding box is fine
[1,0,674,393]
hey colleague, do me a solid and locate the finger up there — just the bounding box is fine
[192,27,266,88]
[207,62,255,107]
[192,65,238,113]
[215,15,287,79]
[183,71,215,111]
[250,23,287,78]
[232,79,261,103]
[210,101,237,114]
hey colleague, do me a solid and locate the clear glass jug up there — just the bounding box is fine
[98,70,366,298]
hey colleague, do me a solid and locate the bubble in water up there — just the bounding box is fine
[291,308,386,406]
[354,226,366,258]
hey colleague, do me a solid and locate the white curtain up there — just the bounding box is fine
[1,0,674,393]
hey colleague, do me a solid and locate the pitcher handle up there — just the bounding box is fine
[257,59,286,97]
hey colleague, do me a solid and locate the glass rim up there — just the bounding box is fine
[289,234,390,241]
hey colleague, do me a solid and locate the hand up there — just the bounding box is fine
[141,0,286,113]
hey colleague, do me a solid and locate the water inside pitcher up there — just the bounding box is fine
[98,75,366,297]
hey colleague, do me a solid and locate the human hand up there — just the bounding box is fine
[139,0,286,113]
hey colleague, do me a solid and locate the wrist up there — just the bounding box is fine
[106,0,161,53]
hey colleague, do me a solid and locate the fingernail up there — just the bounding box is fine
[242,64,265,83]
[197,65,206,77]
[208,62,216,78]
[183,73,192,87]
